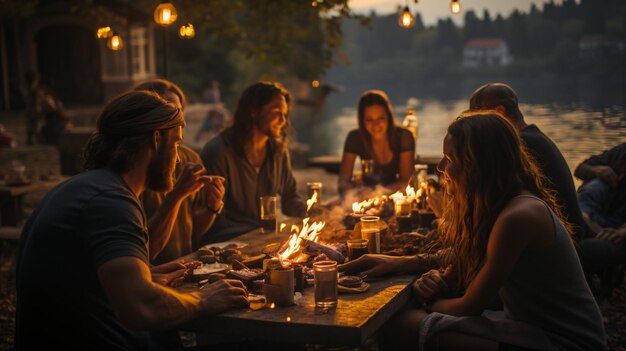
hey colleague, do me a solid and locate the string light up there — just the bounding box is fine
[311,80,320,88]
[398,6,415,28]
[154,2,178,26]
[450,0,461,14]
[107,33,123,51]
[96,26,112,39]
[178,23,195,39]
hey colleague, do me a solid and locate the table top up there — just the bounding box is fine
[0,176,69,197]
[180,223,417,346]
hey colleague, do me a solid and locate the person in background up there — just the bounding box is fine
[38,81,71,144]
[134,79,225,266]
[466,83,625,294]
[574,142,626,230]
[15,91,247,350]
[338,90,415,195]
[196,79,228,142]
[0,123,17,148]
[200,81,306,243]
[23,71,42,145]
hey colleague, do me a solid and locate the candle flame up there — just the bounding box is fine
[306,191,318,212]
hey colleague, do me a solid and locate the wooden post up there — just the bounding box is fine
[0,24,10,110]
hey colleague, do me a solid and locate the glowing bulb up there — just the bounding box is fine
[311,1,318,7]
[154,2,178,26]
[179,23,195,39]
[96,26,112,39]
[450,0,461,14]
[398,6,415,28]
[107,33,123,51]
[311,80,320,88]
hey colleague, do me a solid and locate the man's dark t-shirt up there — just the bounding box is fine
[520,124,589,240]
[15,169,150,350]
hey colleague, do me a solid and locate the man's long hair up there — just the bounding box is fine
[134,79,187,110]
[82,91,181,173]
[438,111,571,288]
[225,81,291,155]
[357,90,399,158]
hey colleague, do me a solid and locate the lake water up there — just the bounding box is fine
[296,97,625,187]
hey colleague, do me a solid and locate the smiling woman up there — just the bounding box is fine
[338,90,415,195]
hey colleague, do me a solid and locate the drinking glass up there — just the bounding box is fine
[347,239,369,261]
[314,261,338,308]
[361,159,375,177]
[394,198,412,233]
[259,195,277,233]
[360,216,380,254]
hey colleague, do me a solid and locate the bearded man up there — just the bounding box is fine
[15,91,247,350]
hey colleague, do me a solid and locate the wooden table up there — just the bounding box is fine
[0,177,68,226]
[180,224,417,347]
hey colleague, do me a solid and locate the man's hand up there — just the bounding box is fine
[338,254,406,279]
[170,163,208,201]
[202,176,225,213]
[590,165,618,187]
[596,226,626,245]
[198,279,249,315]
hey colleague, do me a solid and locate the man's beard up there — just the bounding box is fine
[146,143,176,192]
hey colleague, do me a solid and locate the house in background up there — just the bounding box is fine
[462,37,513,68]
[0,0,157,110]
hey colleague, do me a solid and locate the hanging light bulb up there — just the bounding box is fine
[178,23,195,39]
[450,0,461,14]
[107,33,123,51]
[398,6,415,28]
[311,80,320,88]
[96,26,112,39]
[154,2,178,26]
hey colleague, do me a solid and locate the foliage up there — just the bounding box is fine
[326,0,626,104]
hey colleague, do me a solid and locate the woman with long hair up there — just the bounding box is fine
[342,110,606,350]
[338,90,415,195]
[400,111,605,350]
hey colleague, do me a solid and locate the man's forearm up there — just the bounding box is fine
[136,283,204,330]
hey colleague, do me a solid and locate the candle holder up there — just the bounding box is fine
[263,266,294,306]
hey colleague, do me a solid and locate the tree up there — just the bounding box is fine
[67,0,369,80]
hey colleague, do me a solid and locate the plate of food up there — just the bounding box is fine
[192,262,230,281]
[203,241,248,250]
